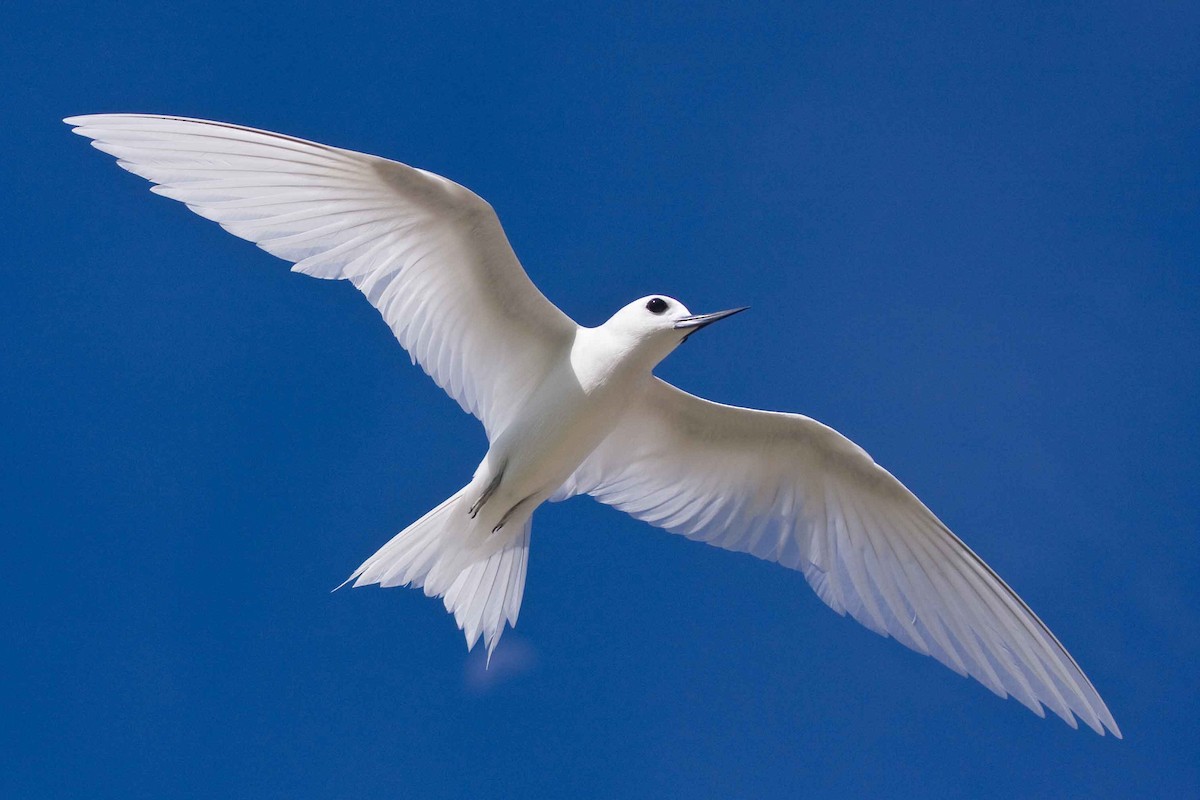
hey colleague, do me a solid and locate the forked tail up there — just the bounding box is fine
[341,487,531,658]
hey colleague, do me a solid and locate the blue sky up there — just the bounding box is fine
[2,2,1197,797]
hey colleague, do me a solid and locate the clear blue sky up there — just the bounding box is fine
[2,2,1197,797]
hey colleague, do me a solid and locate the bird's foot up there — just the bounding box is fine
[490,492,537,536]
[469,472,503,519]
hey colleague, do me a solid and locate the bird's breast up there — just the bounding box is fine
[486,341,648,505]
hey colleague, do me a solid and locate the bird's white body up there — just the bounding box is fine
[475,311,688,537]
[355,301,709,635]
[66,113,1121,737]
[476,326,649,534]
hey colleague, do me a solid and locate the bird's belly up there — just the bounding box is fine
[485,376,637,512]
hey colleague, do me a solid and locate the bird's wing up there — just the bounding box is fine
[558,378,1120,736]
[66,114,576,439]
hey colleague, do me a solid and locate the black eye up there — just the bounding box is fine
[646,297,668,314]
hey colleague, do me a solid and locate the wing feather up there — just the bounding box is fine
[562,378,1120,736]
[66,113,576,438]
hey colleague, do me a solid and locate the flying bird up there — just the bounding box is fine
[65,114,1120,737]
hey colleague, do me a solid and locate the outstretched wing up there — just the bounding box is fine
[559,378,1120,736]
[66,114,576,439]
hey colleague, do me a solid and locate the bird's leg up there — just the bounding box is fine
[492,493,538,534]
[469,471,503,519]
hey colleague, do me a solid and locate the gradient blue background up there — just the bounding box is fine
[2,2,1196,797]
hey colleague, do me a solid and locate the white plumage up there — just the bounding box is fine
[66,113,1120,736]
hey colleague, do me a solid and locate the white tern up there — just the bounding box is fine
[66,114,1120,736]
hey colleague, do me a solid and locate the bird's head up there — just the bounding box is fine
[600,295,748,364]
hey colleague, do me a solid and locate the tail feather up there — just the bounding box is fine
[343,488,466,590]
[442,523,530,657]
[343,486,531,658]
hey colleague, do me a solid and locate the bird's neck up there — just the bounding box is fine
[570,326,666,395]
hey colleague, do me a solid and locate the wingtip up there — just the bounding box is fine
[1073,704,1121,738]
[1103,716,1124,739]
[64,113,166,129]
[1099,697,1124,739]
[63,114,100,127]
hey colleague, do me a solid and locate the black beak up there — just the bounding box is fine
[674,307,749,341]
